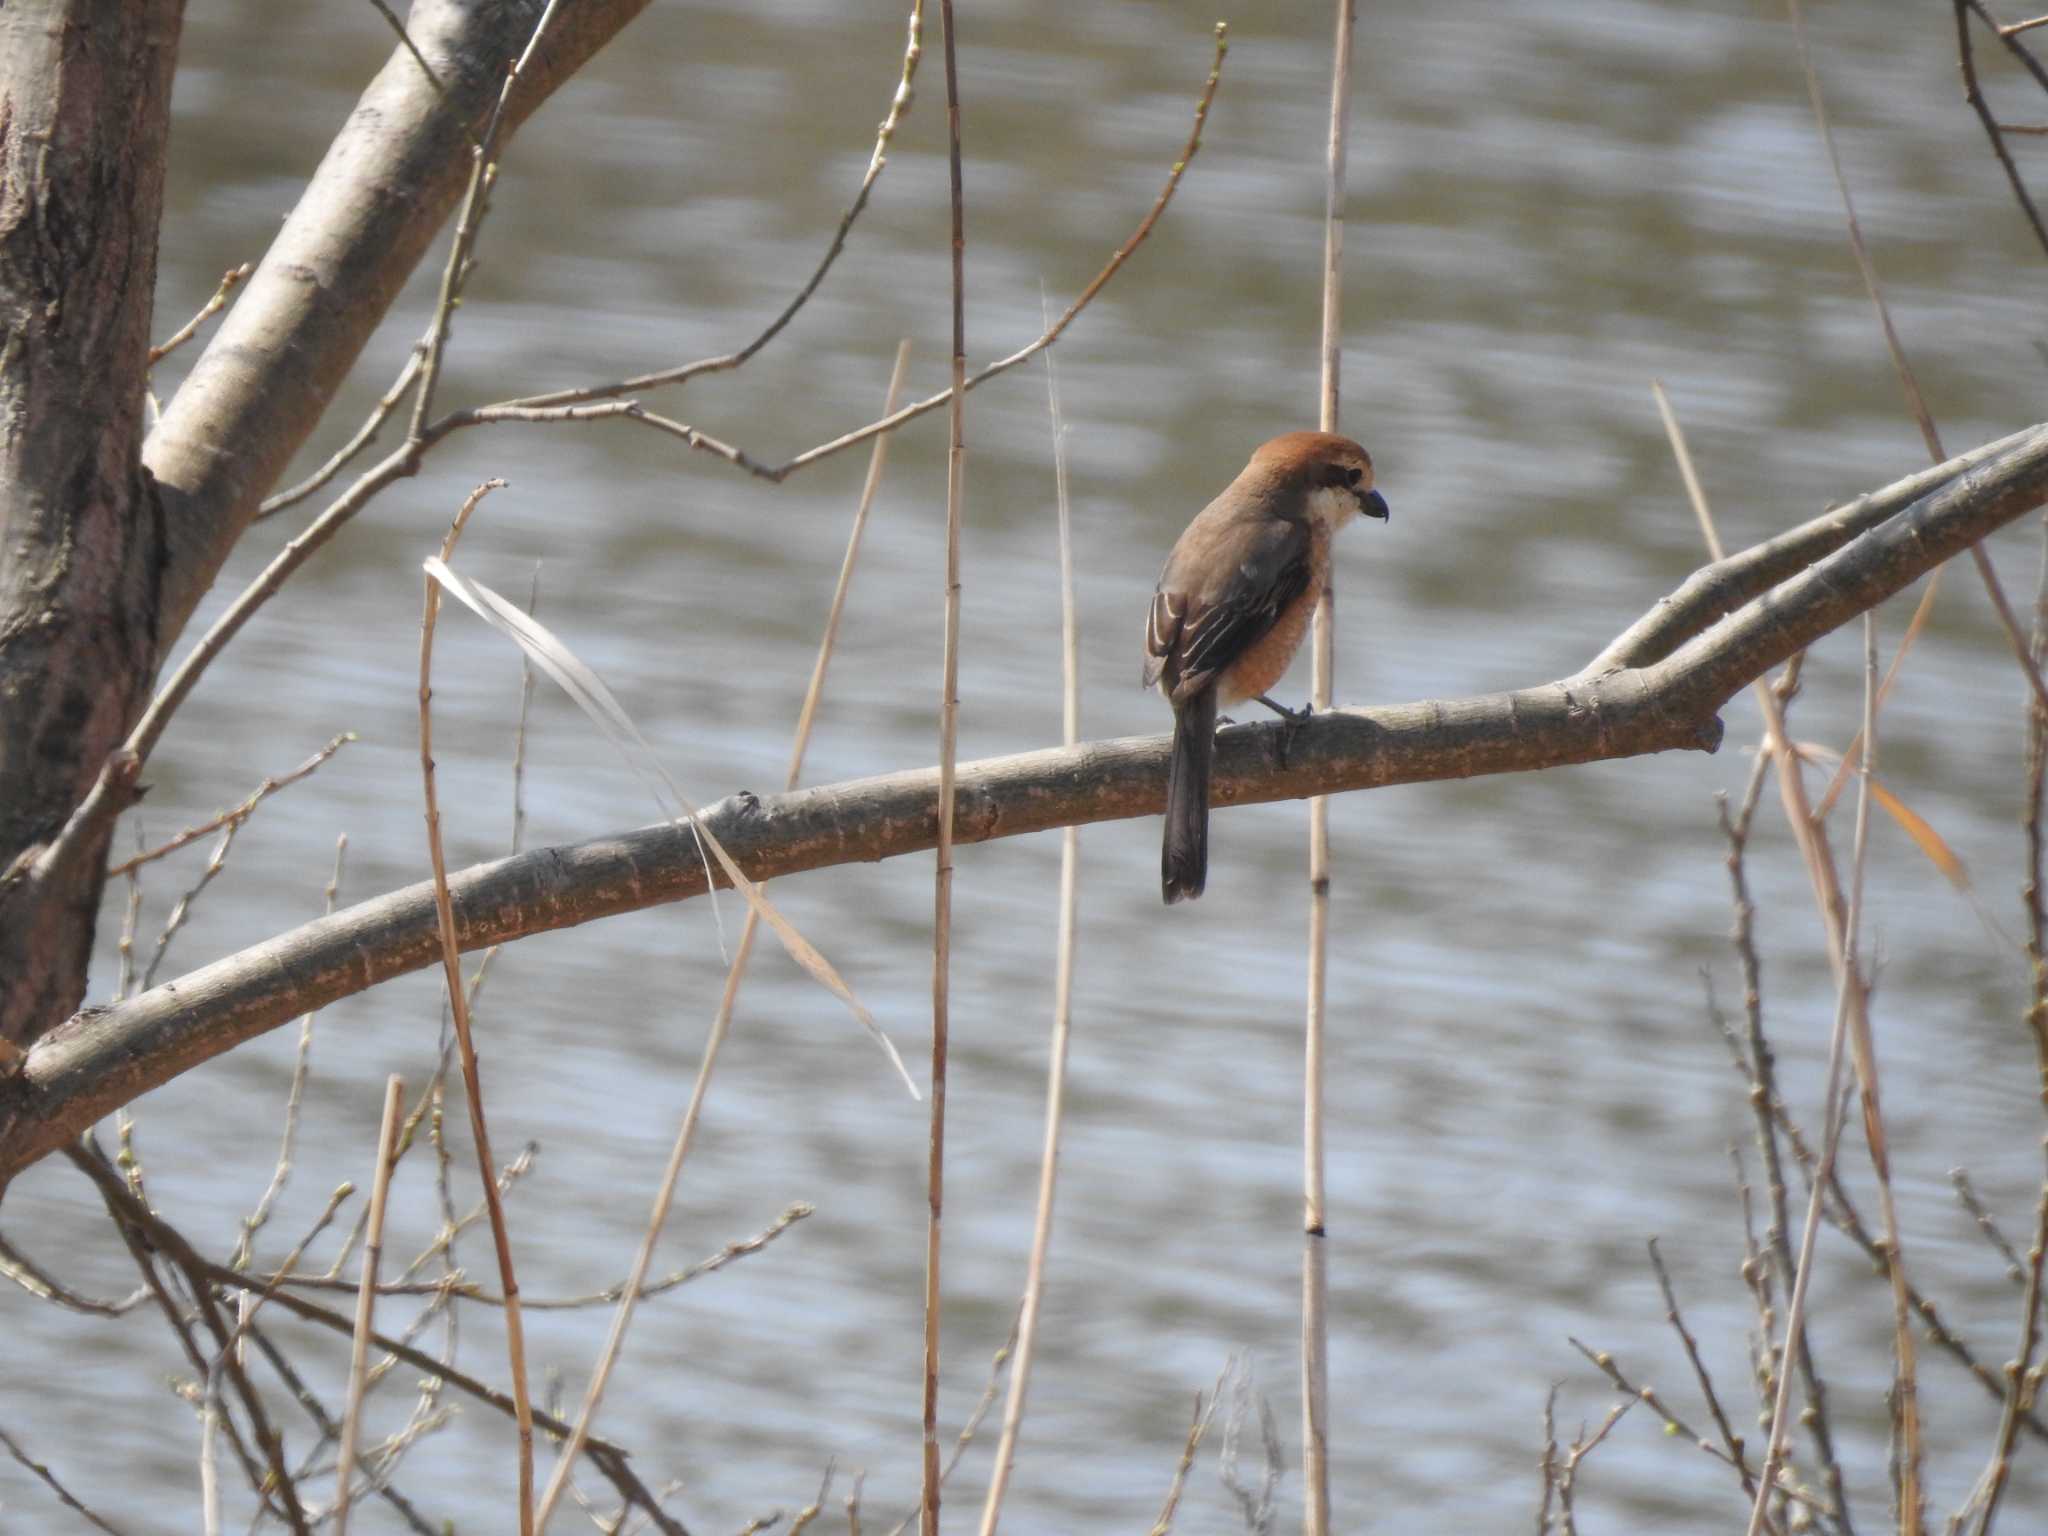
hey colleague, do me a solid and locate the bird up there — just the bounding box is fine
[1142,431,1389,903]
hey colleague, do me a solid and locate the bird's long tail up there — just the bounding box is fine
[1162,688,1216,903]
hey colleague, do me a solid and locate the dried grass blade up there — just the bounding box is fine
[421,557,917,1099]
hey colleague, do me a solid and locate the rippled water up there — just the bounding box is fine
[7,2,2048,1531]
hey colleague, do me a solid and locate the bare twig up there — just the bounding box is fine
[70,1141,311,1534]
[257,344,426,520]
[496,22,1233,486]
[888,1320,1018,1536]
[503,4,923,413]
[1568,1337,1793,1526]
[233,833,347,1270]
[1953,1168,2030,1285]
[1148,1376,1226,1536]
[1558,1399,1635,1536]
[1538,1387,1559,1535]
[109,733,354,878]
[366,0,452,100]
[1648,1238,1755,1499]
[0,1230,148,1315]
[0,1422,129,1535]
[1955,1,2048,260]
[1218,1362,1282,1536]
[148,263,252,367]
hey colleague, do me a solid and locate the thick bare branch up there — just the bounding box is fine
[1589,423,2047,674]
[4,425,2046,1184]
[141,0,656,650]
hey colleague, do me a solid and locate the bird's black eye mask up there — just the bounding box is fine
[1321,464,1365,489]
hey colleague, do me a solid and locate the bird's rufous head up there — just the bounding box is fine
[1243,430,1390,527]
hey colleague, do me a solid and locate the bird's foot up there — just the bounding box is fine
[1254,695,1313,726]
[1255,695,1314,766]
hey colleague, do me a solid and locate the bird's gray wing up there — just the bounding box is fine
[1147,515,1311,701]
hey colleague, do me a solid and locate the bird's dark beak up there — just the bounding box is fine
[1363,489,1390,521]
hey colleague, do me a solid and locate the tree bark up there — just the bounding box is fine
[0,1,186,1048]
[4,423,2044,1185]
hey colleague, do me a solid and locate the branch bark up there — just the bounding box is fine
[3,424,2045,1185]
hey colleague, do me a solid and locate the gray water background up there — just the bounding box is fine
[6,1,2048,1530]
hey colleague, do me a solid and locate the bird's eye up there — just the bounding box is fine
[1344,467,1362,487]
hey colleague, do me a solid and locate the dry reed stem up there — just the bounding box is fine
[887,1321,1018,1536]
[531,344,912,1533]
[419,477,535,1533]
[974,310,1079,1536]
[335,1076,404,1535]
[1301,8,1354,1531]
[923,7,967,1532]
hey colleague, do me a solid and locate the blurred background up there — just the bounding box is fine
[7,0,2048,1530]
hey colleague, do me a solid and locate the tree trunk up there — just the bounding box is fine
[0,1,186,1048]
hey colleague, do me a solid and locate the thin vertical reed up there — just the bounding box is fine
[925,5,968,1530]
[335,1075,404,1536]
[975,311,1080,1536]
[419,479,534,1533]
[1303,5,1356,1533]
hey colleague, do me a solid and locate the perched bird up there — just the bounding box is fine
[1142,431,1389,903]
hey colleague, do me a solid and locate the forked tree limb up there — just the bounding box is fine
[3,425,2046,1187]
